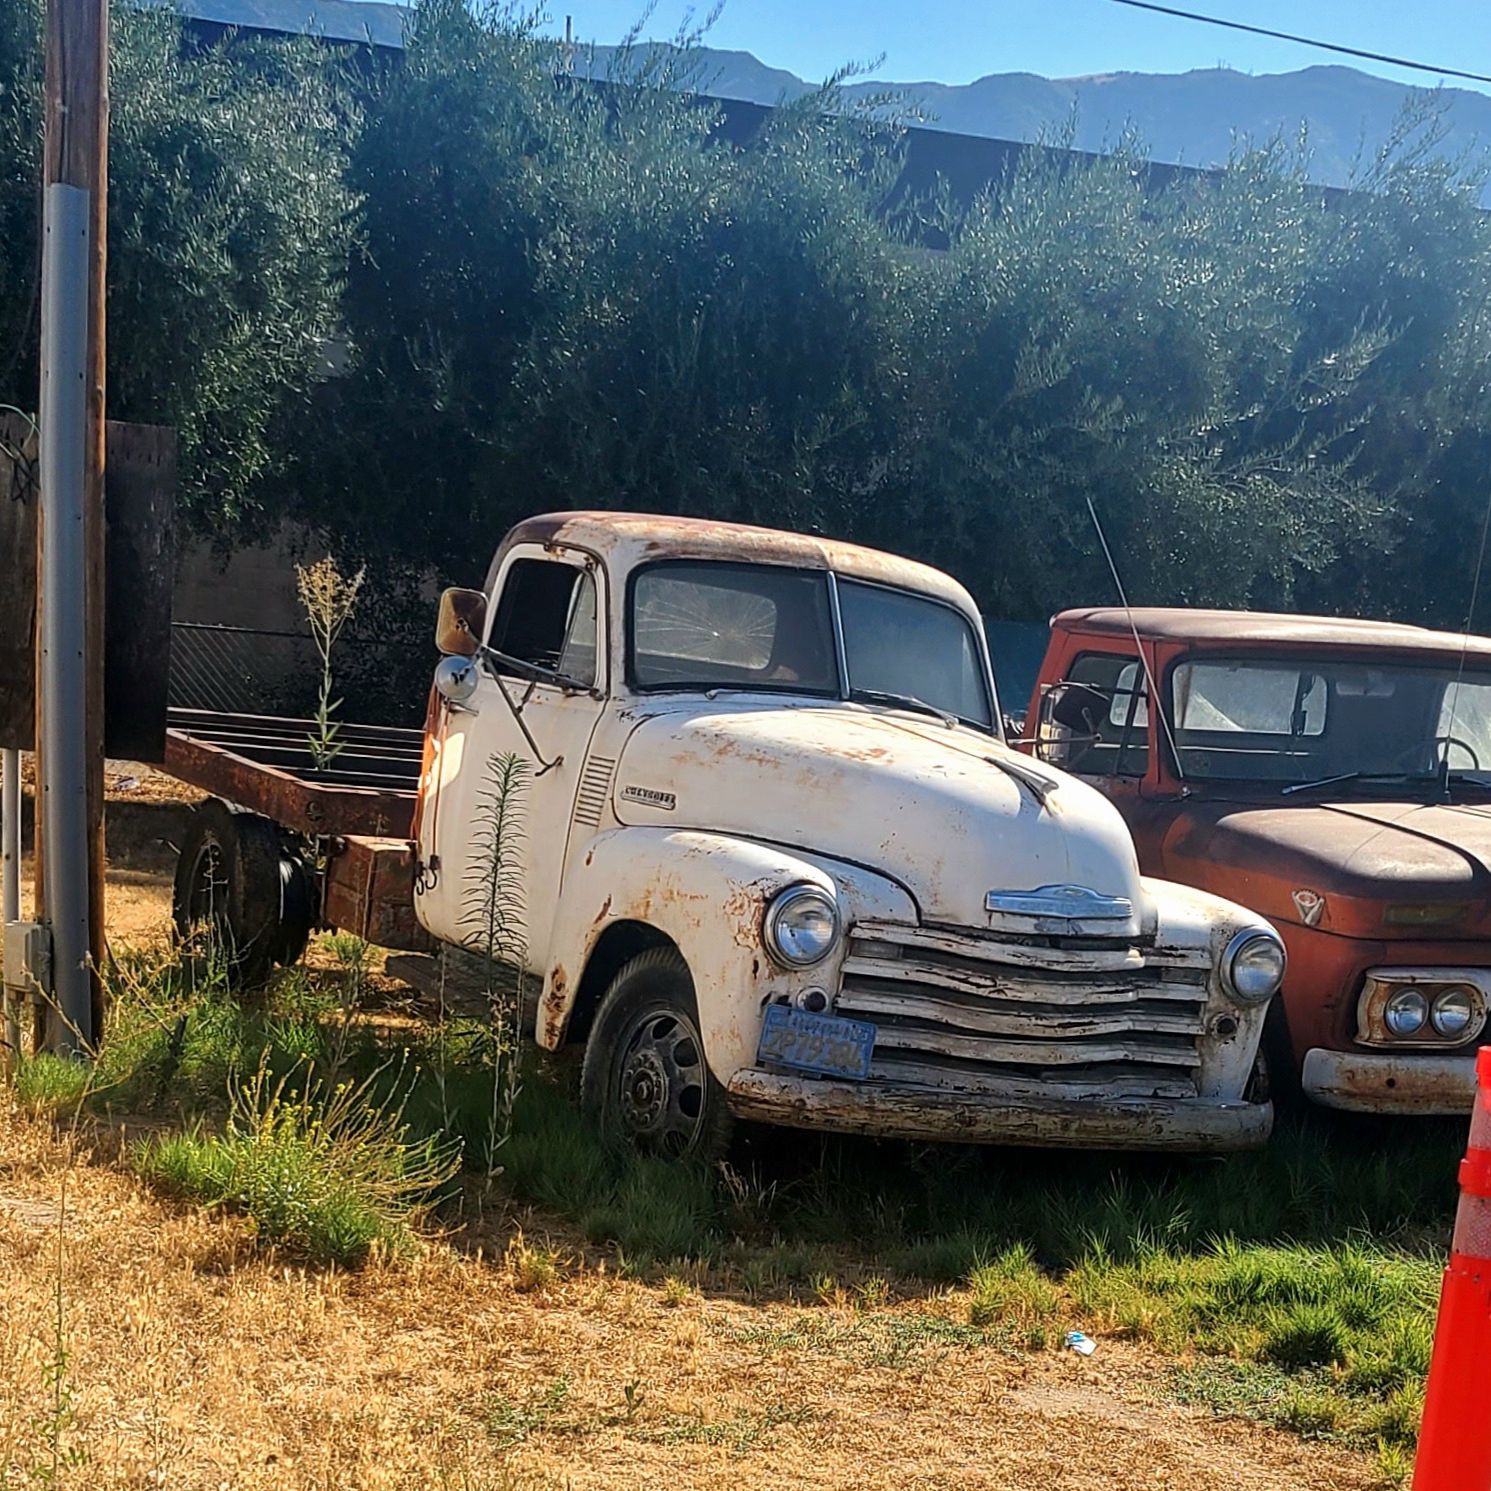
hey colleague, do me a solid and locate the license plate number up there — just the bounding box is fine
[756,1004,876,1081]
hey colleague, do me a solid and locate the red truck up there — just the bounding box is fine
[1026,607,1491,1114]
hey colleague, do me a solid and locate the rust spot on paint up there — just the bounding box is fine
[831,743,891,763]
[539,972,568,1049]
[722,880,771,950]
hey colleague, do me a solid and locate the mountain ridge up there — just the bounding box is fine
[176,0,1491,196]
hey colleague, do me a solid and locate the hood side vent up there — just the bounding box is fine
[574,754,617,827]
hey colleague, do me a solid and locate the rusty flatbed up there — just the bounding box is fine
[163,707,421,839]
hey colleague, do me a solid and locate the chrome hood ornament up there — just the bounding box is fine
[984,883,1136,937]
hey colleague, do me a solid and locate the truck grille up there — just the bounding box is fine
[836,920,1212,1100]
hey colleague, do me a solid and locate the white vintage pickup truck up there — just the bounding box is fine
[409,511,1284,1158]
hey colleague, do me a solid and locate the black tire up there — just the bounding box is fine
[580,947,732,1162]
[270,849,316,969]
[1261,996,1304,1111]
[172,800,308,984]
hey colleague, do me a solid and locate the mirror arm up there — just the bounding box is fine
[482,659,564,777]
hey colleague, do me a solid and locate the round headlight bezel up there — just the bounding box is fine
[1383,988,1429,1038]
[1221,929,1287,1006]
[1431,988,1476,1041]
[763,884,841,970]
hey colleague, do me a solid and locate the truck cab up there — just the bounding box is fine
[416,515,1284,1156]
[1028,606,1491,1115]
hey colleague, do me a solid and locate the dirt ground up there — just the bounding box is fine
[0,1107,1380,1491]
[0,766,1382,1490]
[10,760,192,949]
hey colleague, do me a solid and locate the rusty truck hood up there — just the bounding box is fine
[611,699,1149,930]
[1161,799,1491,937]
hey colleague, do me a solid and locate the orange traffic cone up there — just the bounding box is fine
[1413,1045,1491,1491]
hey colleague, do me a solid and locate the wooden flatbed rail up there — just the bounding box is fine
[162,707,422,839]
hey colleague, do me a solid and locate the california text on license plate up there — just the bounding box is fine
[756,1004,876,1081]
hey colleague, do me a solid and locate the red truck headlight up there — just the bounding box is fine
[1357,971,1489,1048]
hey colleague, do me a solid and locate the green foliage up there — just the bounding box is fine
[283,3,1491,641]
[463,751,532,1173]
[296,556,367,769]
[0,0,353,522]
[6,0,1491,634]
[966,1242,1059,1327]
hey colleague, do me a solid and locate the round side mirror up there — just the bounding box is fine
[434,654,480,707]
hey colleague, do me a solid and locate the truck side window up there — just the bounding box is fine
[490,559,598,688]
[1048,653,1150,777]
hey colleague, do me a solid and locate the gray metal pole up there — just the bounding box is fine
[1,748,18,926]
[38,182,93,1056]
[1,746,19,1070]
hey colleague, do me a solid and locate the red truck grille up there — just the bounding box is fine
[836,921,1211,1100]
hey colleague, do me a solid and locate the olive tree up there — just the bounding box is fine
[0,0,354,521]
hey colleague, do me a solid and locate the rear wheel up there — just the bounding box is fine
[172,799,313,984]
[580,947,732,1161]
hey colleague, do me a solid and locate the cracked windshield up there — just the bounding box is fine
[631,561,992,727]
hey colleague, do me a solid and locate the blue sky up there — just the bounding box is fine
[541,0,1491,96]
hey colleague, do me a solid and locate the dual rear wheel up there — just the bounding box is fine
[172,798,314,983]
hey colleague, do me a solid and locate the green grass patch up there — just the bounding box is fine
[134,1058,457,1266]
[13,1051,92,1113]
[638,1403,815,1457]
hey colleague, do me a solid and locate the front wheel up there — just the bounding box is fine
[579,947,732,1161]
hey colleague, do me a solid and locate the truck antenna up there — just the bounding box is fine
[1085,496,1186,783]
[1440,485,1491,796]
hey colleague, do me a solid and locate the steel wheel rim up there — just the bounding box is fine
[615,1003,707,1156]
[185,834,229,929]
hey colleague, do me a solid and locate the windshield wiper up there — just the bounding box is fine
[849,688,957,728]
[1281,771,1431,797]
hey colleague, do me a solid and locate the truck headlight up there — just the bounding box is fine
[1384,989,1428,1037]
[1357,971,1489,1046]
[1431,989,1475,1039]
[764,885,840,968]
[1221,930,1286,1005]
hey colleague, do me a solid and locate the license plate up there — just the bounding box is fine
[756,1004,876,1081]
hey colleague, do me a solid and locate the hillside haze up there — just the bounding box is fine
[180,0,1491,193]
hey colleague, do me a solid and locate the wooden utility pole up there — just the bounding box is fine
[37,0,108,1051]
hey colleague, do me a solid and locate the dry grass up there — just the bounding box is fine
[0,1104,1385,1491]
[0,799,1417,1487]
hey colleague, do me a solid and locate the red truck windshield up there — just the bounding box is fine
[1168,657,1491,784]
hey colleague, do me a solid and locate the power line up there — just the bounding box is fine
[1103,0,1491,87]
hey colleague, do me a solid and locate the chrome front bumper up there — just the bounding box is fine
[726,1069,1273,1152]
[1302,1047,1479,1115]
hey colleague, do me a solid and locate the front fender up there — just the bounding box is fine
[1142,874,1277,1102]
[540,828,915,1081]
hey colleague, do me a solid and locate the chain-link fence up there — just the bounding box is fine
[168,622,425,725]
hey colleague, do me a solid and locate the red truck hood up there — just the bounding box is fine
[1161,799,1491,938]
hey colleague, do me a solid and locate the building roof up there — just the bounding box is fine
[487,510,979,614]
[1053,606,1491,663]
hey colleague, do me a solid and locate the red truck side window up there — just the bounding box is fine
[1050,652,1150,778]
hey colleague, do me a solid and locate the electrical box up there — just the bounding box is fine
[3,920,52,996]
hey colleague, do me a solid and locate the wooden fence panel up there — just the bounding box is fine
[0,415,176,760]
